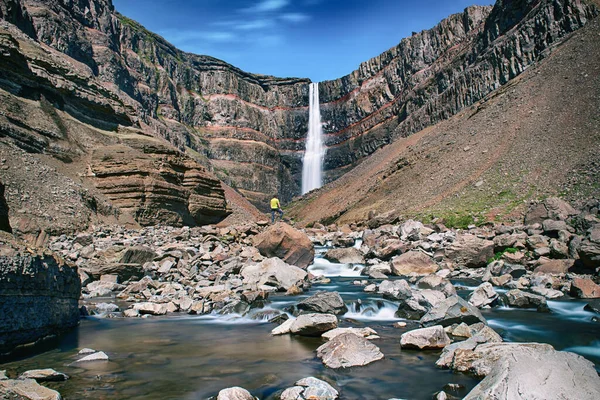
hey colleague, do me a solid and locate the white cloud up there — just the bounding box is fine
[242,0,290,13]
[159,30,237,44]
[237,19,275,30]
[280,13,310,23]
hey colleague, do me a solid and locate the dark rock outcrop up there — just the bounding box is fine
[0,234,80,354]
[0,181,11,233]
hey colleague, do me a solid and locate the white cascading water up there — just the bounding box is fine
[301,82,325,194]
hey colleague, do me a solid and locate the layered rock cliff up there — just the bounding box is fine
[0,233,80,355]
[0,0,597,223]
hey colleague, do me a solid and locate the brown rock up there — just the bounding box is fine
[391,251,439,276]
[445,234,494,268]
[533,259,575,274]
[570,278,600,299]
[253,223,314,269]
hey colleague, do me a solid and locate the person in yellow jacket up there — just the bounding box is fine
[270,195,283,223]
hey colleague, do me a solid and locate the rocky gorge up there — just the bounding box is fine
[0,0,598,228]
[2,196,600,398]
[1,0,600,399]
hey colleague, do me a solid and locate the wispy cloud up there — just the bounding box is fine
[237,19,275,30]
[280,13,310,23]
[242,0,290,13]
[159,29,237,44]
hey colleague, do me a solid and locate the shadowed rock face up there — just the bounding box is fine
[0,0,596,212]
[0,181,11,233]
[0,235,80,354]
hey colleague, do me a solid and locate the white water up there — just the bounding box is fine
[344,299,402,321]
[301,82,325,194]
[308,257,365,277]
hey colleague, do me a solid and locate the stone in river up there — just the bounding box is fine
[400,325,451,349]
[421,296,487,327]
[584,299,600,314]
[317,332,384,368]
[271,318,295,336]
[281,377,339,400]
[324,247,365,264]
[132,302,169,315]
[19,369,69,382]
[391,251,439,276]
[241,257,307,292]
[216,386,255,400]
[322,327,379,341]
[462,344,600,399]
[75,351,109,363]
[290,313,337,337]
[296,291,348,315]
[504,289,549,312]
[0,378,61,400]
[468,283,498,308]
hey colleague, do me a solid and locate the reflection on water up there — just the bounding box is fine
[2,274,599,398]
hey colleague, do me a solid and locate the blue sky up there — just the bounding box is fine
[113,0,493,82]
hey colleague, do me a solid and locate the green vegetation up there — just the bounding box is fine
[488,247,519,263]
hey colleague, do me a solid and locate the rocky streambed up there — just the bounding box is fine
[1,198,600,399]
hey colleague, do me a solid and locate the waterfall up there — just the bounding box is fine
[301,82,325,194]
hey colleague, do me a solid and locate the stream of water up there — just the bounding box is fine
[2,247,599,399]
[301,82,325,194]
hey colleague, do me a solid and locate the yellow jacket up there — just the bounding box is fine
[270,198,280,209]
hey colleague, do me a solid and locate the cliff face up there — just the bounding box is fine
[318,0,597,180]
[0,0,597,219]
[0,233,80,355]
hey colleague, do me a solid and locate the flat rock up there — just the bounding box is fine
[132,302,168,315]
[75,351,109,363]
[400,325,451,349]
[19,369,69,382]
[322,327,379,341]
[271,318,295,335]
[0,378,61,400]
[316,332,384,368]
[290,313,338,336]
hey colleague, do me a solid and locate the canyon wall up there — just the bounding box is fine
[0,234,80,354]
[0,0,597,220]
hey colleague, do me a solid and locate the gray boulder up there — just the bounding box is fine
[391,251,439,276]
[324,247,365,264]
[216,386,254,400]
[290,313,338,336]
[316,332,384,368]
[281,377,338,400]
[445,234,494,268]
[463,345,600,400]
[400,325,451,349]
[241,257,307,292]
[19,369,68,382]
[416,275,457,296]
[0,379,61,400]
[504,289,548,312]
[297,291,348,315]
[378,279,412,300]
[468,283,498,308]
[421,296,486,327]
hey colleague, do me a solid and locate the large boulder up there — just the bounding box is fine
[0,181,11,233]
[297,291,348,315]
[322,327,379,341]
[579,226,600,269]
[316,332,384,368]
[391,251,438,276]
[416,275,457,297]
[241,257,307,292]
[0,378,61,400]
[323,247,365,264]
[524,197,579,225]
[400,325,451,349]
[119,246,157,265]
[378,279,412,300]
[533,259,575,274]
[445,234,494,268]
[290,313,338,336]
[253,223,314,269]
[281,377,338,400]
[458,343,600,400]
[0,236,80,354]
[420,295,487,327]
[570,278,600,299]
